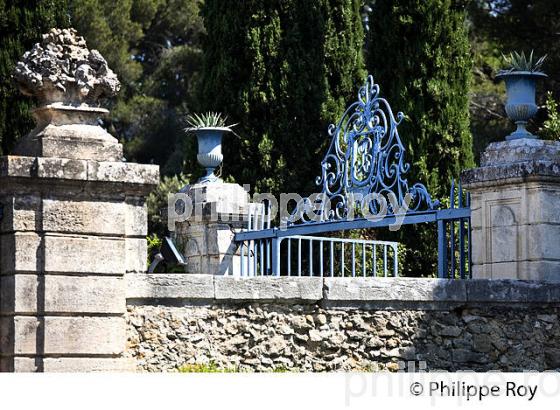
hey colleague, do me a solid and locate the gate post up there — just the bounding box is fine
[0,29,159,371]
[462,139,560,280]
[173,182,251,275]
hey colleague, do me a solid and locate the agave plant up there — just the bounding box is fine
[500,50,547,74]
[184,112,237,130]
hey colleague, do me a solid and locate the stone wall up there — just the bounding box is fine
[125,275,560,372]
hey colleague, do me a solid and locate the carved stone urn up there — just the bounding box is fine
[13,28,123,161]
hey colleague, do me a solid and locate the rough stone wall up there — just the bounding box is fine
[126,303,560,372]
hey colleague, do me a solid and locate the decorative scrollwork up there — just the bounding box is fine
[290,75,438,225]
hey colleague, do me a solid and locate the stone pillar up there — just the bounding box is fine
[0,29,158,372]
[462,138,560,280]
[174,182,252,276]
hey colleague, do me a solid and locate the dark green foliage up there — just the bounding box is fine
[469,1,560,149]
[0,0,69,155]
[366,0,473,275]
[71,0,204,175]
[200,0,366,196]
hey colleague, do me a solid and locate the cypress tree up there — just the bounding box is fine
[200,0,366,196]
[366,0,473,275]
[366,0,473,197]
[0,0,70,155]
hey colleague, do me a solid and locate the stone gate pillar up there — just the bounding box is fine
[173,182,251,275]
[462,138,560,280]
[0,29,158,371]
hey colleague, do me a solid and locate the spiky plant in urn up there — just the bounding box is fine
[496,51,547,140]
[12,28,123,160]
[184,112,237,183]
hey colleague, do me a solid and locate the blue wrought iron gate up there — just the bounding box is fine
[234,76,471,279]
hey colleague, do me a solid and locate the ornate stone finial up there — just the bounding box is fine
[12,28,123,161]
[14,28,120,105]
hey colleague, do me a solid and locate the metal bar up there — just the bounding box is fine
[240,242,245,277]
[468,193,472,279]
[298,238,302,276]
[373,244,377,277]
[267,239,271,275]
[450,219,456,278]
[330,241,334,277]
[309,239,313,276]
[253,239,257,277]
[459,218,465,279]
[383,245,388,277]
[260,240,264,276]
[393,244,398,277]
[235,211,440,241]
[271,238,280,276]
[437,219,447,278]
[352,243,356,277]
[341,243,345,276]
[287,238,291,276]
[362,243,366,277]
[319,240,324,277]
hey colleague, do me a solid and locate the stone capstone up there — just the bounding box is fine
[14,28,120,104]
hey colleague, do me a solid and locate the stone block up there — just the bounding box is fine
[323,277,467,303]
[87,161,159,187]
[214,276,323,301]
[0,232,42,274]
[526,186,560,224]
[526,223,560,260]
[43,234,126,274]
[466,279,555,303]
[36,157,88,181]
[0,274,125,314]
[0,357,135,372]
[125,197,148,237]
[0,316,126,355]
[125,273,214,300]
[0,156,37,179]
[0,195,40,233]
[42,198,126,235]
[125,238,147,273]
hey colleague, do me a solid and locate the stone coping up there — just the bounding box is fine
[125,274,560,310]
[0,155,159,186]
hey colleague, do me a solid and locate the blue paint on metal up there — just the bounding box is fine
[289,75,439,226]
[495,71,547,140]
[234,75,472,279]
[192,127,229,183]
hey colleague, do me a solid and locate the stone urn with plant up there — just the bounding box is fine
[496,50,547,140]
[185,112,237,184]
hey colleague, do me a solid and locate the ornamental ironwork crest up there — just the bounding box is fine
[290,75,438,224]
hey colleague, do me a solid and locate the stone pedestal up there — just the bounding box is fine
[174,183,251,276]
[462,139,560,280]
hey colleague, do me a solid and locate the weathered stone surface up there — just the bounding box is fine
[324,278,467,303]
[480,139,560,167]
[41,234,126,274]
[0,274,125,314]
[0,357,134,372]
[125,274,214,300]
[0,232,42,274]
[214,276,323,301]
[1,316,126,355]
[126,303,560,372]
[125,197,148,237]
[125,238,148,273]
[14,28,120,104]
[43,198,126,235]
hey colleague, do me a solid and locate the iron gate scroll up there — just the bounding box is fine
[235,76,471,279]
